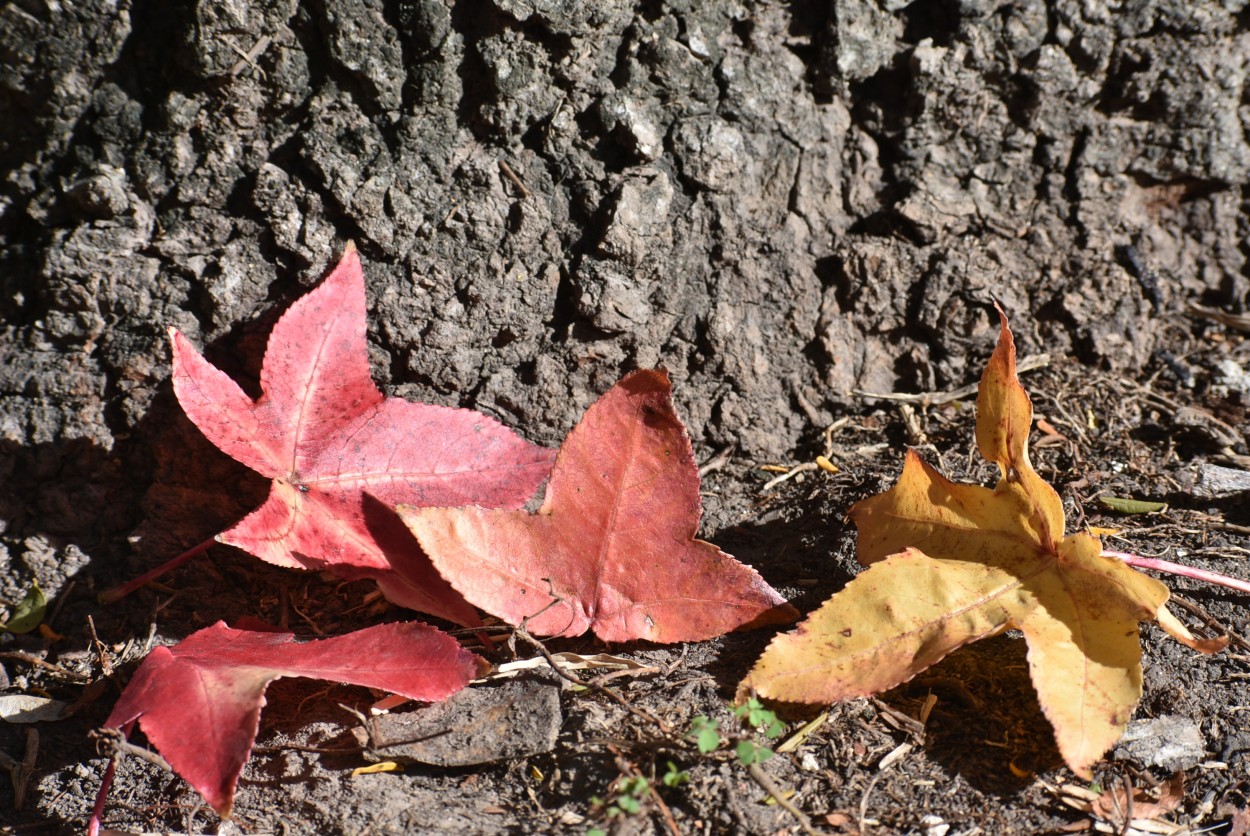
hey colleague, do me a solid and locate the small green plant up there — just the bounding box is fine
[734,739,774,766]
[734,698,784,739]
[661,761,689,788]
[590,774,650,827]
[732,698,783,765]
[613,776,648,815]
[688,714,723,753]
[684,701,786,767]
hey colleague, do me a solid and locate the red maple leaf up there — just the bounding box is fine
[103,621,487,817]
[166,245,556,625]
[398,370,798,642]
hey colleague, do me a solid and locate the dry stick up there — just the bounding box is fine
[498,160,531,199]
[512,626,672,735]
[0,650,91,682]
[748,762,820,836]
[1103,550,1250,595]
[9,728,37,811]
[858,769,888,834]
[608,746,681,836]
[90,728,173,774]
[761,461,818,492]
[1117,772,1134,836]
[698,443,737,478]
[1187,303,1250,333]
[1170,597,1250,653]
[99,535,217,603]
[87,615,114,678]
[228,34,272,77]
[855,354,1051,406]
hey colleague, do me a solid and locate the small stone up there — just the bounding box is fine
[1113,715,1205,772]
[1190,463,1250,499]
[356,672,562,767]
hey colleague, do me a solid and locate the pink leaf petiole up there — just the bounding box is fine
[98,536,217,604]
[1103,549,1250,596]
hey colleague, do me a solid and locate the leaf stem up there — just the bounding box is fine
[86,721,136,836]
[1103,550,1250,595]
[98,536,218,604]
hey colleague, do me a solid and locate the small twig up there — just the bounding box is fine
[6,728,38,811]
[0,651,91,682]
[1169,597,1250,653]
[498,160,531,199]
[87,615,114,678]
[748,762,820,836]
[856,354,1050,406]
[698,444,737,478]
[587,665,662,686]
[662,644,688,675]
[898,403,927,446]
[822,417,852,457]
[289,598,327,636]
[1118,772,1134,836]
[761,461,818,492]
[858,769,888,834]
[90,727,172,774]
[1187,303,1250,333]
[513,627,672,734]
[609,747,681,836]
[221,33,272,77]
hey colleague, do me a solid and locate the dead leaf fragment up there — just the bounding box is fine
[741,310,1226,777]
[1089,773,1183,822]
[0,694,67,723]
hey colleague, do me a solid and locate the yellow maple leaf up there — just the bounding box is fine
[740,310,1226,777]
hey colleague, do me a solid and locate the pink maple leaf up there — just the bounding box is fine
[162,245,555,624]
[400,370,798,642]
[101,621,487,819]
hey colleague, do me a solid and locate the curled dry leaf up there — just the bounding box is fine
[168,245,555,625]
[740,310,1226,777]
[104,621,487,817]
[400,370,798,642]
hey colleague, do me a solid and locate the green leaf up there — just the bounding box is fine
[661,761,689,788]
[615,795,641,815]
[735,698,784,738]
[620,776,649,798]
[735,741,775,766]
[1098,495,1167,515]
[688,715,723,753]
[1,583,46,634]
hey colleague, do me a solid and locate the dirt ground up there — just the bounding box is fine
[2,0,1249,833]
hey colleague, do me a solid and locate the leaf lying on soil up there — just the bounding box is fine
[169,244,555,625]
[740,311,1226,777]
[105,620,487,817]
[0,582,45,634]
[399,369,798,642]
